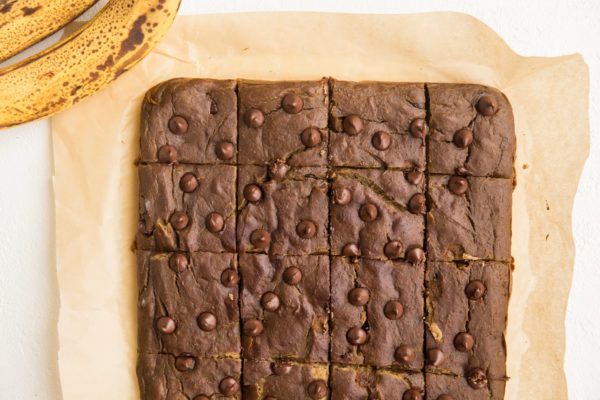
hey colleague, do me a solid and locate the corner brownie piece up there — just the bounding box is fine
[426,373,506,400]
[428,83,515,178]
[425,261,509,382]
[137,251,240,357]
[238,80,329,166]
[237,165,329,255]
[137,164,236,253]
[331,257,424,369]
[243,360,329,399]
[330,168,425,260]
[239,254,329,362]
[140,78,238,164]
[137,354,241,399]
[427,175,512,262]
[331,365,424,400]
[329,80,426,169]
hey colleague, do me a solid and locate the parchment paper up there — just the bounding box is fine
[52,13,589,400]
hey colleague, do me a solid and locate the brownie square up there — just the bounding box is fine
[331,365,424,400]
[243,360,329,400]
[426,373,506,400]
[137,251,240,357]
[137,164,236,253]
[425,261,509,380]
[137,354,241,400]
[238,80,329,166]
[329,80,426,168]
[330,257,424,368]
[330,168,425,260]
[140,78,238,164]
[237,165,329,256]
[428,83,515,178]
[427,175,512,261]
[239,254,330,362]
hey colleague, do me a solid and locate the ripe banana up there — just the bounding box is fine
[0,0,99,62]
[0,0,181,129]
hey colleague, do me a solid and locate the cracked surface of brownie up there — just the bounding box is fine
[426,372,506,400]
[331,365,424,400]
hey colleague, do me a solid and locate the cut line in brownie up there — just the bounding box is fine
[331,365,424,400]
[426,372,507,400]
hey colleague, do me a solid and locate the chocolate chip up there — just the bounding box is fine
[465,280,486,300]
[408,193,426,214]
[282,93,304,114]
[271,362,292,376]
[168,115,188,134]
[243,184,263,203]
[384,240,404,260]
[244,108,265,128]
[219,376,240,395]
[333,186,352,205]
[179,172,198,193]
[197,312,217,331]
[342,243,360,257]
[205,212,225,233]
[269,161,289,180]
[372,131,391,150]
[346,327,368,345]
[250,229,270,249]
[409,118,427,139]
[296,220,317,239]
[405,246,425,264]
[453,128,474,148]
[402,389,423,400]
[193,395,210,400]
[394,344,416,363]
[437,395,454,400]
[466,367,488,389]
[359,203,378,222]
[156,316,176,334]
[283,266,302,285]
[168,253,188,272]
[426,348,445,367]
[243,319,264,337]
[384,300,403,320]
[170,211,189,230]
[220,268,239,287]
[454,332,475,352]
[174,354,196,371]
[343,114,364,136]
[157,145,177,163]
[307,380,327,399]
[448,176,468,195]
[476,95,498,116]
[405,170,424,185]
[348,287,370,306]
[260,292,281,312]
[215,140,234,161]
[301,127,322,147]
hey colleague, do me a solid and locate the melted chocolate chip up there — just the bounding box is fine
[220,268,239,287]
[157,144,177,163]
[384,240,404,260]
[197,312,217,331]
[476,95,498,116]
[283,266,302,285]
[454,332,475,352]
[168,253,188,272]
[409,118,427,139]
[271,362,292,376]
[406,170,424,185]
[243,319,264,337]
[465,280,486,300]
[343,114,364,136]
[359,203,378,222]
[243,184,263,203]
[296,220,317,239]
[408,193,426,214]
[250,229,270,250]
[342,243,360,257]
[301,127,322,147]
[405,246,425,264]
[282,93,304,114]
[244,108,265,128]
[307,380,328,399]
[348,287,370,306]
[170,211,189,230]
[437,395,455,400]
[205,212,225,233]
[346,327,368,345]
[179,172,199,193]
[372,131,391,150]
[269,161,289,180]
[402,389,423,400]
[384,300,404,320]
[215,140,234,160]
[427,348,445,367]
[156,316,176,334]
[260,292,281,312]
[448,175,468,195]
[219,376,240,395]
[333,186,352,205]
[168,115,188,134]
[453,128,474,148]
[466,367,488,389]
[394,344,416,363]
[174,354,196,371]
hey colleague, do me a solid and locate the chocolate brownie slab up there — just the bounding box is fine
[140,78,238,164]
[137,251,240,357]
[331,365,424,400]
[243,360,329,399]
[329,80,426,169]
[237,164,329,256]
[137,163,236,253]
[239,254,330,362]
[427,175,512,262]
[137,354,241,399]
[427,84,515,178]
[331,257,424,369]
[238,80,329,166]
[426,372,506,400]
[330,168,425,261]
[424,261,509,381]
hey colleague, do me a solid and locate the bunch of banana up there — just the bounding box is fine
[0,0,181,129]
[0,0,99,62]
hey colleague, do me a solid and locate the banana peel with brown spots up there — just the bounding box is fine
[0,0,181,128]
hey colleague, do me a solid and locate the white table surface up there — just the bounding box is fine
[1,1,598,399]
